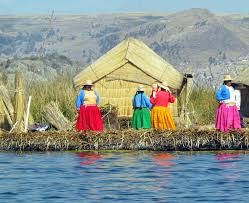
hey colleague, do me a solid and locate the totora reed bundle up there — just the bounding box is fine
[0,85,14,130]
[42,101,72,131]
[13,71,25,132]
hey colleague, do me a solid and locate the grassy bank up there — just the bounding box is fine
[25,75,217,126]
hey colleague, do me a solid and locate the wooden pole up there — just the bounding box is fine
[184,76,193,128]
[24,96,32,133]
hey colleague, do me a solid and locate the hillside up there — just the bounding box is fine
[0,54,80,85]
[0,9,249,86]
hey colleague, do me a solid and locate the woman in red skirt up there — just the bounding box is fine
[75,80,103,131]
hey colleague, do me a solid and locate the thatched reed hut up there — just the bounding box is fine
[73,38,192,124]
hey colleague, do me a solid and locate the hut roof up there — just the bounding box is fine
[73,38,184,90]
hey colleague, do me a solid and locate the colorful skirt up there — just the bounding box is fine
[215,103,241,132]
[151,106,176,130]
[131,108,151,129]
[76,105,103,131]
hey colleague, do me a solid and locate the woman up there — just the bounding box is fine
[150,81,176,130]
[75,80,103,131]
[131,85,152,129]
[215,75,241,132]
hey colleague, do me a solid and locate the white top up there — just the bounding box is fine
[234,90,241,110]
[223,86,236,104]
[152,91,157,98]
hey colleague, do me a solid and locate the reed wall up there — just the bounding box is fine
[94,62,178,117]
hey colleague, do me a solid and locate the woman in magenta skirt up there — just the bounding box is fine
[75,80,103,131]
[215,75,241,132]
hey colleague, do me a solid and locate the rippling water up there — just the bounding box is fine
[1,151,249,202]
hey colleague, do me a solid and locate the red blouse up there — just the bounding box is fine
[150,90,175,107]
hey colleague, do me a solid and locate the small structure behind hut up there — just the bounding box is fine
[73,38,193,125]
[232,81,249,118]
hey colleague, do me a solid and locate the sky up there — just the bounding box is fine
[0,0,249,15]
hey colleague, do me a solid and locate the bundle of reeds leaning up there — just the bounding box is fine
[42,101,72,131]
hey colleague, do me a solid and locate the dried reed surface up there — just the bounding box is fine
[1,129,249,151]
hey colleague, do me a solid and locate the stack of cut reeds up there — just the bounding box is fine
[13,71,25,132]
[42,101,72,131]
[0,84,14,132]
[0,71,34,133]
[100,104,120,129]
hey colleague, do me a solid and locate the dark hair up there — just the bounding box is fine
[83,85,92,90]
[223,80,231,85]
[136,91,144,95]
[231,83,237,88]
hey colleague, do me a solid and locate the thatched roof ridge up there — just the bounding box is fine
[73,38,184,89]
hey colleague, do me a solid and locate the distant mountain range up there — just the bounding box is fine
[0,8,249,87]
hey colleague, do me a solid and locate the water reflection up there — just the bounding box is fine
[215,152,240,161]
[76,152,102,165]
[214,152,241,180]
[152,153,176,167]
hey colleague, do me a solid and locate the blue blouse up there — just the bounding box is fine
[132,93,152,109]
[215,85,230,101]
[75,90,100,109]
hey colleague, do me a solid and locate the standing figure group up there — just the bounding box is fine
[215,75,244,132]
[75,76,245,133]
[75,80,176,132]
[132,82,176,130]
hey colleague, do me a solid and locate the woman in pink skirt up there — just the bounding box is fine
[215,75,241,132]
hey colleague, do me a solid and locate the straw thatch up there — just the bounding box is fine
[0,85,14,120]
[13,71,25,132]
[0,85,14,130]
[73,38,192,120]
[178,75,194,127]
[1,129,249,151]
[42,101,72,131]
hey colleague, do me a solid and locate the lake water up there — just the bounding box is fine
[1,151,249,203]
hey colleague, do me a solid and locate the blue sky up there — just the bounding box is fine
[0,0,249,14]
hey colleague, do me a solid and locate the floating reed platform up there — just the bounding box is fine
[1,129,249,151]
